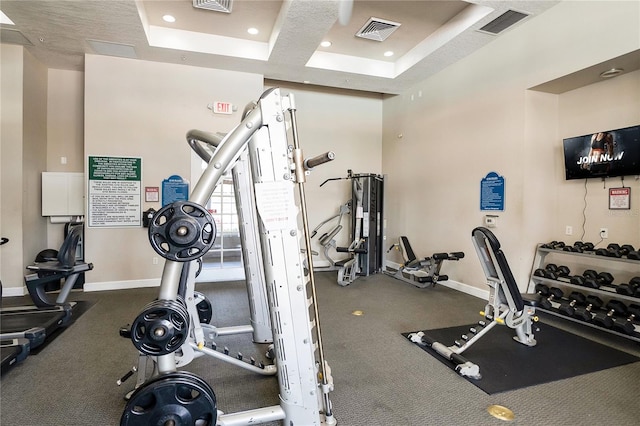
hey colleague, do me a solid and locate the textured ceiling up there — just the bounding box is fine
[0,0,562,94]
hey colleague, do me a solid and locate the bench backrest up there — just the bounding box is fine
[471,227,524,312]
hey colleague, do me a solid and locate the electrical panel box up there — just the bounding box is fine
[42,172,84,216]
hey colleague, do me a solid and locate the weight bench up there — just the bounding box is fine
[385,236,464,288]
[24,223,93,308]
[408,227,537,379]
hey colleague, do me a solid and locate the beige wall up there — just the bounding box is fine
[2,1,639,296]
[84,55,264,286]
[382,1,640,292]
[21,49,49,275]
[45,69,85,248]
[1,45,25,291]
[0,45,48,293]
[265,81,383,261]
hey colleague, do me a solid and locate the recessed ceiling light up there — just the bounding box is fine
[599,68,624,78]
[320,41,332,48]
[0,10,15,25]
[383,51,394,57]
[303,80,310,84]
[162,15,176,23]
[247,27,259,35]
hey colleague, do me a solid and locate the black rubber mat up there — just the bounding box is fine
[403,323,639,394]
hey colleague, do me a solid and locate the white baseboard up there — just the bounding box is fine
[83,267,247,292]
[84,278,161,292]
[384,261,488,300]
[2,286,26,297]
[196,267,245,283]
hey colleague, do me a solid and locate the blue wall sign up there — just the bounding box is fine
[480,172,505,211]
[162,175,189,207]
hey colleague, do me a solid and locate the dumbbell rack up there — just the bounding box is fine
[526,244,640,342]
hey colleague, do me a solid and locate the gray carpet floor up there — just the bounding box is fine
[2,271,640,425]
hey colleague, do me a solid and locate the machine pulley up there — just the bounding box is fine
[149,201,216,262]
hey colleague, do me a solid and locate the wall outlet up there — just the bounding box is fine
[152,257,159,265]
[565,226,573,235]
[600,228,608,239]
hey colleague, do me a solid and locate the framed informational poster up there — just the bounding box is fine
[145,186,159,202]
[480,172,505,211]
[609,187,631,210]
[162,175,189,207]
[88,156,142,227]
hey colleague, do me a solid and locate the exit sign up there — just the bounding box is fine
[213,101,233,115]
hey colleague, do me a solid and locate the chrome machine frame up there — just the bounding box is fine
[128,88,337,425]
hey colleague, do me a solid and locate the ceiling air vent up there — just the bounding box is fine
[355,17,401,42]
[478,10,529,35]
[193,0,233,13]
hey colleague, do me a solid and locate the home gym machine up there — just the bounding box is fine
[384,236,464,288]
[317,171,384,286]
[120,88,337,425]
[119,127,278,393]
[408,227,537,380]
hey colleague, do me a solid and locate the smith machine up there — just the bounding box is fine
[119,88,337,425]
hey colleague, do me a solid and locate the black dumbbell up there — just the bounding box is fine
[559,291,587,317]
[595,243,623,258]
[615,277,640,296]
[612,304,640,335]
[620,244,635,256]
[592,300,628,329]
[628,250,640,260]
[597,271,615,286]
[576,241,595,251]
[539,287,564,309]
[541,241,566,250]
[556,265,571,278]
[534,283,550,297]
[572,269,601,289]
[573,295,604,322]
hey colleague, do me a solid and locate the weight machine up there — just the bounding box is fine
[408,227,537,380]
[119,130,276,395]
[384,236,464,288]
[317,171,384,286]
[120,88,336,426]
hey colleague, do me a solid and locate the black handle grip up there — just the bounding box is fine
[305,151,335,169]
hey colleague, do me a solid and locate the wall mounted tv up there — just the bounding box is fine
[563,124,640,180]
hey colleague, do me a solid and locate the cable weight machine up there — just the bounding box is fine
[316,171,384,286]
[120,88,337,426]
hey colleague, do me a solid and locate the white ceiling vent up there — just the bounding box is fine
[356,17,401,42]
[87,40,137,59]
[478,10,529,35]
[193,0,233,13]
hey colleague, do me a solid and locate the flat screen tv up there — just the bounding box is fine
[563,124,640,180]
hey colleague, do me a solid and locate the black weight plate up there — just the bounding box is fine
[121,371,216,426]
